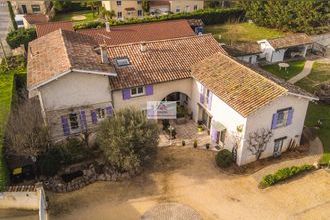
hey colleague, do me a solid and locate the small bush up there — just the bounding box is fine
[6,28,37,49]
[215,149,233,168]
[260,164,315,188]
[193,140,198,148]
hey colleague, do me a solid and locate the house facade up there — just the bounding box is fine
[11,0,51,15]
[27,29,316,165]
[101,0,204,19]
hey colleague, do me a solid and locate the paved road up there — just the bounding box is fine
[0,1,10,59]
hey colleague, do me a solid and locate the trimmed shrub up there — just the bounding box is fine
[215,149,233,168]
[260,164,315,188]
[74,8,244,30]
[6,28,37,49]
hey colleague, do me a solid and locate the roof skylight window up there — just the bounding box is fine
[115,57,130,67]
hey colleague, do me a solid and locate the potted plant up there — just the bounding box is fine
[206,143,210,149]
[193,139,198,148]
[197,125,204,132]
[182,140,186,146]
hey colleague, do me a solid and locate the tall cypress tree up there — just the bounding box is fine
[7,1,17,30]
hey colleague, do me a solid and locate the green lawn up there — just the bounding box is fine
[204,22,286,44]
[52,10,97,24]
[296,63,330,164]
[0,72,14,190]
[261,60,306,81]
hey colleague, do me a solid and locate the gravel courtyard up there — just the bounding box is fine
[48,146,330,220]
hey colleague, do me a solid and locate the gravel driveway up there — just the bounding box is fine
[48,146,330,220]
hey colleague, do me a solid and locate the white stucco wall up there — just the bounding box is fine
[38,72,112,111]
[238,94,310,165]
[112,78,192,110]
[191,79,247,152]
[270,49,286,63]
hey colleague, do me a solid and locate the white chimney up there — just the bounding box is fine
[140,42,147,52]
[105,22,110,32]
[100,45,109,64]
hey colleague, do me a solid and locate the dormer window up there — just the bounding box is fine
[115,57,130,67]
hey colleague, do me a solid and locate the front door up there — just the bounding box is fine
[22,5,27,14]
[201,109,212,130]
[273,138,284,157]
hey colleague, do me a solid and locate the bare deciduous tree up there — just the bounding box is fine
[246,128,273,160]
[6,97,51,159]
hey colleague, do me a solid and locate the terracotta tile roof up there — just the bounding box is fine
[36,21,74,38]
[107,34,225,90]
[268,33,313,49]
[24,14,49,25]
[192,53,288,117]
[150,0,170,6]
[27,30,115,89]
[222,42,261,56]
[78,20,195,46]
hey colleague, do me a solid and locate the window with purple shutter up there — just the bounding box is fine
[146,85,153,96]
[211,128,218,142]
[91,110,98,124]
[79,111,87,130]
[200,85,205,104]
[271,113,278,129]
[122,89,131,100]
[286,108,294,125]
[105,106,113,117]
[208,92,212,110]
[61,115,70,136]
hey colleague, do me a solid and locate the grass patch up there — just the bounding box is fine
[296,63,330,164]
[261,60,306,81]
[0,72,14,190]
[259,164,315,188]
[205,22,286,44]
[52,10,97,24]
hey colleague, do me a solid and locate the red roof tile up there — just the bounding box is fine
[78,20,195,46]
[24,14,49,25]
[36,21,74,38]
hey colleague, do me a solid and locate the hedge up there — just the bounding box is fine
[6,28,37,49]
[74,8,244,30]
[260,164,315,188]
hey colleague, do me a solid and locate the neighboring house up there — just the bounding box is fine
[11,0,51,14]
[222,42,262,64]
[101,0,144,20]
[258,34,313,63]
[78,19,196,45]
[27,29,316,165]
[23,14,48,29]
[35,21,74,38]
[101,0,204,19]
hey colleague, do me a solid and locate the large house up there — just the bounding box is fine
[11,0,51,14]
[101,0,204,20]
[27,28,316,165]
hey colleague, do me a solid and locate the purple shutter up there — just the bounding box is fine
[271,113,278,129]
[287,108,294,125]
[145,85,153,96]
[61,115,70,136]
[91,110,98,124]
[105,106,113,117]
[122,89,131,100]
[208,92,213,110]
[79,111,87,130]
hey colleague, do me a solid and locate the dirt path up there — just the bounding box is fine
[47,147,330,220]
[288,60,315,84]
